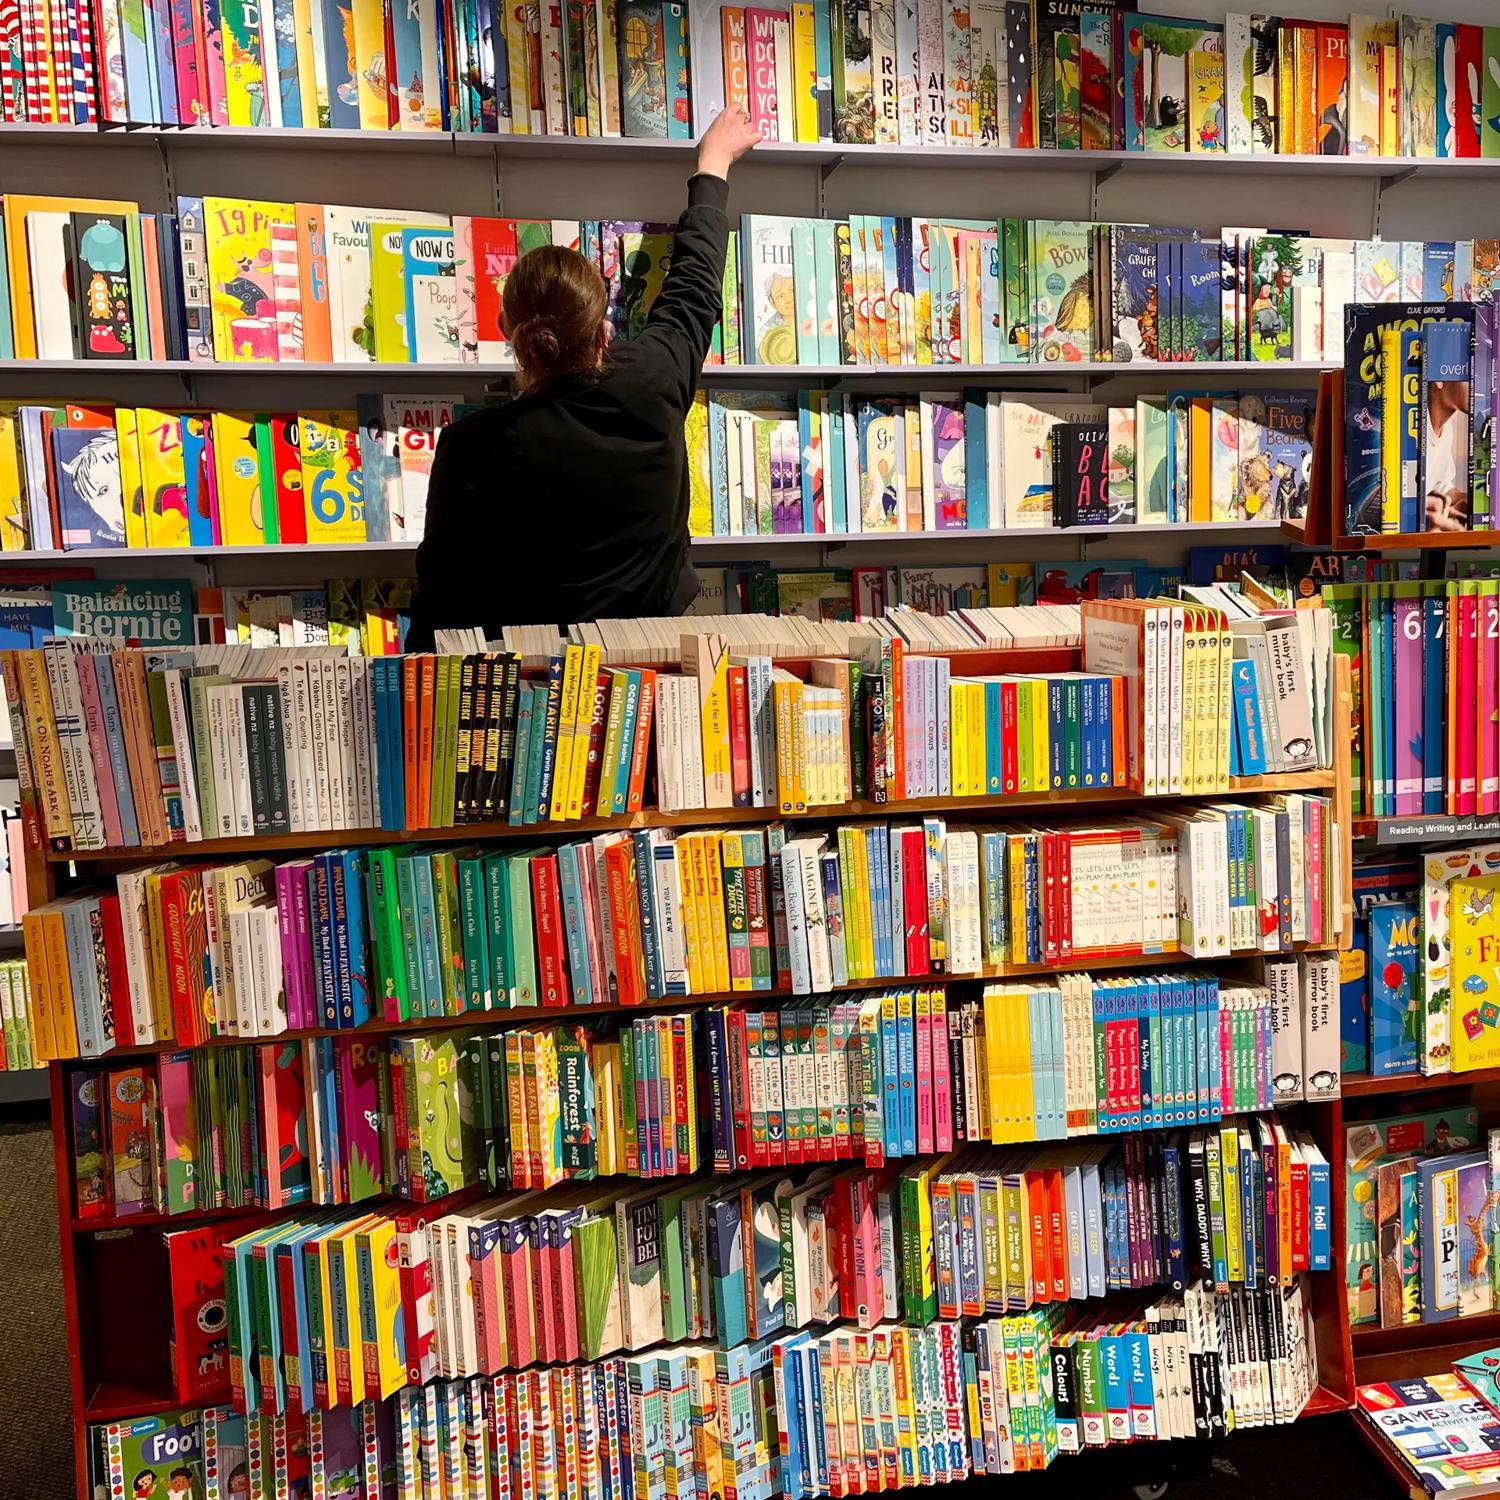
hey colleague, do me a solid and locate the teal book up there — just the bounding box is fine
[505,852,539,1006]
[483,851,515,1006]
[508,681,537,827]
[456,853,492,1011]
[523,681,551,827]
[409,854,445,1019]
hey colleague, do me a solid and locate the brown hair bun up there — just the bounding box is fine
[499,244,608,387]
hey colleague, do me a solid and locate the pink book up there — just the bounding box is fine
[555,1207,582,1362]
[290,862,318,1025]
[274,864,304,1027]
[337,1038,383,1200]
[1306,799,1324,946]
[914,992,933,1154]
[499,1216,536,1369]
[8,819,27,920]
[1219,1005,1234,1115]
[931,989,953,1151]
[468,1219,503,1372]
[745,9,781,140]
[1481,584,1499,814]
[202,0,229,123]
[1393,593,1423,816]
[75,651,123,848]
[168,0,203,123]
[157,1050,199,1213]
[1459,588,1480,814]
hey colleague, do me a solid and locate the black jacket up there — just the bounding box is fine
[404,174,731,651]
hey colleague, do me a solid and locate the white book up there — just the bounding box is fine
[223,687,252,839]
[677,675,705,811]
[334,658,357,829]
[163,670,203,843]
[870,0,899,143]
[894,0,921,143]
[307,658,332,831]
[204,868,234,1037]
[917,0,945,145]
[291,658,318,831]
[276,663,302,834]
[1224,14,1253,154]
[27,213,76,360]
[43,639,103,851]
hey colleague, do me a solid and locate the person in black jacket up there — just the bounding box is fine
[404,108,761,651]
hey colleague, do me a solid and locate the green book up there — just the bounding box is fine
[456,852,492,1012]
[506,852,538,1006]
[1220,1125,1243,1284]
[409,854,444,1018]
[575,1211,623,1359]
[254,419,281,545]
[657,1188,690,1342]
[430,850,459,1014]
[430,656,453,827]
[485,1033,510,1188]
[522,681,550,827]
[403,1030,477,1200]
[619,1024,637,1171]
[556,1023,596,1176]
[366,846,413,1022]
[393,852,426,1015]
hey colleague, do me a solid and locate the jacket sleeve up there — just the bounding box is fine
[633,172,731,408]
[404,424,489,654]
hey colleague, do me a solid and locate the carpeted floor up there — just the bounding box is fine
[0,1109,73,1497]
[0,1107,1408,1500]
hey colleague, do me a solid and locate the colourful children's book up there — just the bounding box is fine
[299,412,366,544]
[1450,874,1500,1074]
[203,198,296,363]
[400,227,459,365]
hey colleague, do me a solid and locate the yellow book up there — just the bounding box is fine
[210,412,265,545]
[350,0,391,129]
[134,410,191,549]
[368,221,414,362]
[1014,987,1035,1139]
[535,1028,562,1184]
[790,1,819,141]
[338,1220,369,1405]
[949,678,968,797]
[289,0,320,126]
[703,834,731,995]
[1380,42,1400,156]
[1026,680,1046,795]
[38,910,77,1062]
[720,832,750,994]
[1381,322,1406,534]
[565,642,602,820]
[772,671,804,814]
[655,1015,676,1156]
[114,408,148,552]
[550,644,584,822]
[677,833,705,995]
[1179,617,1199,794]
[203,197,296,363]
[299,411,367,544]
[357,1218,408,1400]
[4,195,138,361]
[1007,839,1028,966]
[594,1040,619,1176]
[0,407,26,550]
[966,681,985,798]
[686,634,732,809]
[1220,1125,1244,1284]
[851,829,874,980]
[20,914,54,1062]
[1451,874,1500,1072]
[685,392,712,536]
[1194,616,1221,793]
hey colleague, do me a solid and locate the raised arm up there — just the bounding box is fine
[635,107,761,405]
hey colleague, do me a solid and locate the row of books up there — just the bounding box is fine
[711,5,1500,164]
[911,1124,1333,1318]
[68,958,1340,1218]
[96,1273,1324,1500]
[733,218,1498,370]
[203,1132,1332,1420]
[12,190,1500,373]
[0,399,464,553]
[28,795,1346,1063]
[1325,578,1500,821]
[7,0,692,137]
[692,386,1315,538]
[2,601,1331,856]
[1342,300,1496,536]
[0,958,37,1072]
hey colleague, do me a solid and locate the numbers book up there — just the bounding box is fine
[1450,874,1500,1074]
[299,412,366,545]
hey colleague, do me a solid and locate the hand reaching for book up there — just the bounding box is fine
[697,107,760,180]
[1426,489,1471,532]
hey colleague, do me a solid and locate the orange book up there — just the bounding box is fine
[416,656,436,829]
[1110,675,1128,787]
[41,906,79,1059]
[625,668,657,812]
[115,653,167,848]
[605,839,646,1006]
[721,8,750,113]
[1188,397,1213,524]
[295,204,334,363]
[403,658,421,829]
[21,912,56,1062]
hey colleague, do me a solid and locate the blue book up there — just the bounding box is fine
[1123,1329,1153,1436]
[410,853,444,1017]
[144,0,178,122]
[1230,660,1266,776]
[338,849,372,1026]
[880,1001,900,1162]
[522,681,551,826]
[1305,1139,1332,1271]
[1241,1134,1260,1286]
[663,1,691,138]
[92,653,140,847]
[1367,899,1420,1075]
[897,991,916,1156]
[825,400,846,532]
[557,843,594,1003]
[308,857,336,1026]
[964,390,988,528]
[1162,1140,1186,1289]
[819,851,847,988]
[1201,973,1221,1122]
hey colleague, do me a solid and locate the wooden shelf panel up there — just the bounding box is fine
[1326,529,1500,553]
[1351,1311,1500,1359]
[1342,1067,1500,1097]
[47,771,1339,866]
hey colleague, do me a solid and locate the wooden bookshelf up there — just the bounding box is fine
[48,770,1340,866]
[1342,1067,1500,1097]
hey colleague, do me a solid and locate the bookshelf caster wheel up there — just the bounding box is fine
[1133,1486,1169,1500]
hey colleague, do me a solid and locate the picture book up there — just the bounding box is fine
[299,412,366,546]
[53,426,127,549]
[105,1408,204,1498]
[52,579,194,647]
[1358,1374,1500,1494]
[401,227,459,365]
[203,198,296,363]
[68,214,135,360]
[1450,874,1500,1074]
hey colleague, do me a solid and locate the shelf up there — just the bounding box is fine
[48,770,1338,865]
[0,1069,48,1104]
[65,937,1340,1059]
[0,356,1332,381]
[1343,1066,1500,1097]
[84,1381,208,1423]
[1351,1310,1500,1359]
[10,123,1500,182]
[1325,529,1500,553]
[70,1199,276,1233]
[1350,813,1500,845]
[1302,1385,1353,1417]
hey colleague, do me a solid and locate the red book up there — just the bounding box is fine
[625,668,656,812]
[268,415,307,544]
[470,218,521,361]
[1046,1167,1067,1299]
[726,663,751,807]
[901,828,928,976]
[1025,1171,1050,1303]
[999,679,1019,795]
[96,892,131,1041]
[164,1221,248,1402]
[1057,834,1073,961]
[1456,26,1483,157]
[578,676,611,818]
[1290,1155,1310,1271]
[530,853,570,1006]
[888,638,906,802]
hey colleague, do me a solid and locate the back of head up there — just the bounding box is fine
[501,245,609,389]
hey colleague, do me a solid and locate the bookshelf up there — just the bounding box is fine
[9,0,1493,1473]
[34,633,1357,1495]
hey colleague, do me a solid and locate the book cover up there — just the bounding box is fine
[1451,875,1500,1074]
[1357,1374,1500,1494]
[52,426,126,548]
[400,227,459,365]
[68,214,135,360]
[53,580,194,647]
[1367,899,1420,1076]
[203,197,295,363]
[298,412,365,545]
